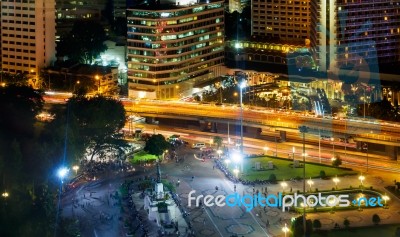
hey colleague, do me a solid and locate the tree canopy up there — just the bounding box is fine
[56,20,107,64]
[144,134,170,158]
[66,95,127,161]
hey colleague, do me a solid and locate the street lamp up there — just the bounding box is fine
[292,146,295,161]
[333,176,340,190]
[217,149,222,158]
[95,75,100,94]
[281,180,288,193]
[282,223,289,237]
[233,168,239,177]
[72,165,79,175]
[1,191,9,198]
[358,174,365,187]
[225,159,231,168]
[263,146,269,154]
[307,177,314,192]
[73,80,80,92]
[298,125,308,237]
[232,151,243,173]
[382,194,390,208]
[363,143,369,172]
[239,80,246,173]
[57,167,69,183]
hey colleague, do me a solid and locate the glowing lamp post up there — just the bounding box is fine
[382,195,390,208]
[333,176,340,190]
[281,180,288,193]
[1,191,9,198]
[292,146,295,161]
[57,167,69,183]
[224,159,231,168]
[307,178,314,192]
[232,151,243,173]
[72,165,79,175]
[282,223,289,237]
[263,146,269,154]
[217,149,222,158]
[239,81,246,172]
[358,174,365,187]
[233,168,239,177]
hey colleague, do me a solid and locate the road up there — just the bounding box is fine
[129,124,400,174]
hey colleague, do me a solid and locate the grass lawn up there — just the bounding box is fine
[312,224,400,237]
[234,156,356,181]
[130,151,158,164]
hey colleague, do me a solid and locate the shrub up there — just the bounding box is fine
[269,174,277,183]
[332,155,342,167]
[313,219,322,231]
[319,170,326,179]
[372,214,381,225]
[343,218,350,228]
[395,227,400,237]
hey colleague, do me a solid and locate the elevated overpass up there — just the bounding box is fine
[125,101,400,160]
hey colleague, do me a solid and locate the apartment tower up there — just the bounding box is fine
[0,0,56,84]
[311,0,400,72]
[126,0,225,99]
[252,0,311,45]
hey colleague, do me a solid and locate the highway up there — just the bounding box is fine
[122,99,400,143]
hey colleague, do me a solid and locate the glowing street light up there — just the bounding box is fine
[382,194,390,208]
[263,146,269,154]
[282,223,289,237]
[239,80,246,173]
[57,167,69,183]
[233,168,239,177]
[281,180,288,193]
[358,174,365,187]
[292,146,295,161]
[95,75,100,93]
[217,149,222,157]
[1,191,9,198]
[231,152,242,165]
[307,177,314,192]
[72,165,79,175]
[225,159,231,168]
[333,176,340,190]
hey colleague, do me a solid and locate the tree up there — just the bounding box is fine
[319,170,326,179]
[65,95,127,161]
[312,219,321,231]
[268,174,277,183]
[0,85,44,139]
[395,227,400,237]
[213,136,223,148]
[332,155,343,167]
[144,134,170,159]
[372,214,381,225]
[343,218,350,228]
[291,216,313,237]
[57,20,107,64]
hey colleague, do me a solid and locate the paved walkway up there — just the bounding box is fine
[162,145,400,237]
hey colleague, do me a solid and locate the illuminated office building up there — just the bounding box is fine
[0,0,56,84]
[252,0,311,45]
[311,0,400,72]
[127,0,225,99]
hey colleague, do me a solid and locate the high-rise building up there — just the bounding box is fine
[127,0,225,99]
[311,0,400,72]
[252,0,311,45]
[0,0,56,84]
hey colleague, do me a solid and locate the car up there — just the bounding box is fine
[191,143,205,149]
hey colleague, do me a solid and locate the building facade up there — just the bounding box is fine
[126,0,225,99]
[252,0,311,45]
[0,0,56,86]
[311,0,400,72]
